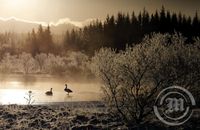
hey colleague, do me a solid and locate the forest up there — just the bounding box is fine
[0,7,200,76]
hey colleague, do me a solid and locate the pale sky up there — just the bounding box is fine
[0,0,199,25]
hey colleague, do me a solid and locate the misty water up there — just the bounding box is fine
[0,74,101,105]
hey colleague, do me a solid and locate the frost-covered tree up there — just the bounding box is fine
[35,53,47,73]
[91,33,200,125]
[45,54,65,74]
[0,53,18,73]
[66,51,89,70]
[18,52,37,74]
[64,51,91,79]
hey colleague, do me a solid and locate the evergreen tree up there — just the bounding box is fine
[60,6,200,54]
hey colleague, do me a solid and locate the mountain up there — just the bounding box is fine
[0,17,79,34]
[50,23,79,34]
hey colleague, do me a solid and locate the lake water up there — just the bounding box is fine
[0,74,101,105]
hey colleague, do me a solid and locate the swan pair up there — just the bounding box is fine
[45,84,73,96]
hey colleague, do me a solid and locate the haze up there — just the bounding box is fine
[0,0,199,25]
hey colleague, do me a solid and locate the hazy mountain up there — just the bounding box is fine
[50,23,79,34]
[0,17,79,34]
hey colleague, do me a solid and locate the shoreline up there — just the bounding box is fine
[0,103,124,130]
[0,101,106,108]
[0,104,199,129]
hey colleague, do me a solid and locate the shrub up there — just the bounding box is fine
[91,33,200,125]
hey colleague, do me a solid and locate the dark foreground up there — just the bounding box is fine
[0,103,125,130]
[0,104,199,130]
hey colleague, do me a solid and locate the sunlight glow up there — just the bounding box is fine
[2,0,35,13]
[9,81,21,85]
[6,0,26,7]
[0,89,26,105]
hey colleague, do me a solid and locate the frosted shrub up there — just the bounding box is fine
[35,53,48,73]
[0,51,91,76]
[24,90,35,105]
[45,53,66,74]
[66,51,89,75]
[91,33,200,125]
[18,52,37,74]
[0,53,18,73]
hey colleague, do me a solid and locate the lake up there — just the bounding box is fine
[0,74,101,105]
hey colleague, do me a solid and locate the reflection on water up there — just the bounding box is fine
[0,89,26,104]
[0,74,101,105]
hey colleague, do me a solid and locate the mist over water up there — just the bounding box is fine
[0,74,101,105]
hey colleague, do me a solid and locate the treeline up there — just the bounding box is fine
[0,7,200,56]
[64,6,200,55]
[26,25,54,55]
[0,52,89,77]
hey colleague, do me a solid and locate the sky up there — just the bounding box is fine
[0,0,199,26]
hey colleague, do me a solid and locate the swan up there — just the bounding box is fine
[64,84,73,95]
[45,88,53,96]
